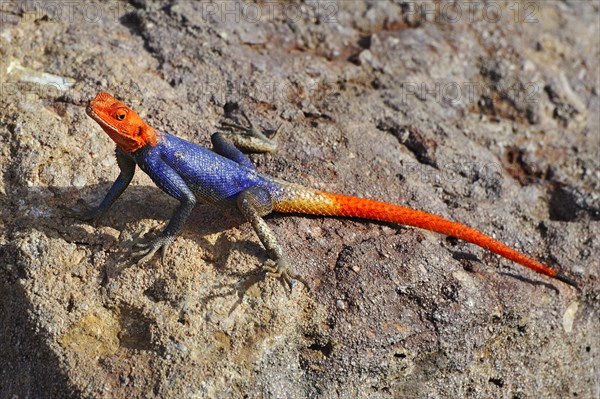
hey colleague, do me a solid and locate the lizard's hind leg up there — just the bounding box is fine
[236,187,309,290]
[215,109,281,154]
[211,132,257,169]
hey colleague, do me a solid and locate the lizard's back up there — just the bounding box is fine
[135,132,273,206]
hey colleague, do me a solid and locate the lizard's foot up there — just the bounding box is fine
[132,235,172,265]
[76,205,103,225]
[262,258,310,292]
[220,110,279,140]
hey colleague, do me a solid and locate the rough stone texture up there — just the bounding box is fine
[0,1,598,398]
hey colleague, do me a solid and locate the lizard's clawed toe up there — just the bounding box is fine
[262,259,310,292]
[132,236,171,265]
[77,206,102,225]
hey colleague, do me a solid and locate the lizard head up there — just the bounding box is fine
[86,92,158,153]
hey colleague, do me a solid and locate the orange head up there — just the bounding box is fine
[86,92,158,153]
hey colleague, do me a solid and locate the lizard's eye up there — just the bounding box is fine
[115,110,127,121]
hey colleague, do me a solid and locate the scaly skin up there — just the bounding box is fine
[84,92,578,289]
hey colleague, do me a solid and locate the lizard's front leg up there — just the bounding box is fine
[132,165,197,264]
[236,187,308,289]
[82,147,136,223]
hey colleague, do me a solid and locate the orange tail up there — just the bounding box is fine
[272,187,577,288]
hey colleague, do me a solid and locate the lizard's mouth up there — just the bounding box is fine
[86,104,119,134]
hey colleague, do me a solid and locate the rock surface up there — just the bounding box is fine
[0,1,598,398]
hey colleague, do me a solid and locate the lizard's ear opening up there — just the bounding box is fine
[139,124,158,147]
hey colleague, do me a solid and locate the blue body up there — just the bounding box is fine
[132,132,279,207]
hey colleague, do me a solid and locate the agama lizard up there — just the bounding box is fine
[83,92,577,289]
